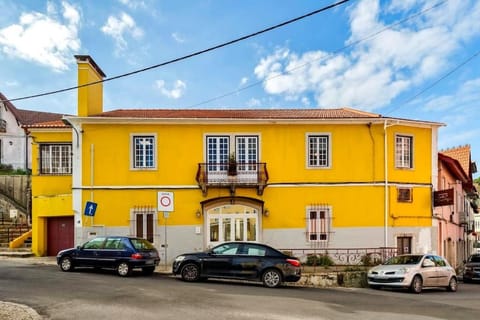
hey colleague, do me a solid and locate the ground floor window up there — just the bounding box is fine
[306,205,331,242]
[130,206,157,243]
[206,203,259,247]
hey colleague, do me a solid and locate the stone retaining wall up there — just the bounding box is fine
[296,271,368,288]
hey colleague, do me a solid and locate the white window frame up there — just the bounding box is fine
[130,133,157,170]
[306,205,331,242]
[39,143,72,175]
[306,133,331,168]
[395,134,413,169]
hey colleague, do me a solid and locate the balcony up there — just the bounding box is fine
[196,162,268,196]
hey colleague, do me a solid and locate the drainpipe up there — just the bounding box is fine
[384,120,389,248]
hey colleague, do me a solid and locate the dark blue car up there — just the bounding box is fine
[56,236,160,277]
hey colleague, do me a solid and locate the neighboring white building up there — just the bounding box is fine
[0,92,65,171]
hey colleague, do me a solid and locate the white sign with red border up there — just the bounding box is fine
[158,192,174,212]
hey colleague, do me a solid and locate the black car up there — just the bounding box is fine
[56,236,160,277]
[463,253,480,283]
[172,242,301,288]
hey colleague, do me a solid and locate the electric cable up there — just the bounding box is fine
[0,0,351,104]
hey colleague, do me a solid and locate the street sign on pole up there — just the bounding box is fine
[158,192,174,212]
[84,201,98,216]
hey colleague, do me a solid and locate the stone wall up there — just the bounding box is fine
[0,176,30,223]
[296,271,368,288]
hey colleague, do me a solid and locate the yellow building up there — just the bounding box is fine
[27,56,444,262]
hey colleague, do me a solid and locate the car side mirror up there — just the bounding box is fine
[423,259,435,267]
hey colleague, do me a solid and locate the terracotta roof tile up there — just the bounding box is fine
[1,92,67,125]
[24,120,69,128]
[93,107,382,119]
[441,145,471,176]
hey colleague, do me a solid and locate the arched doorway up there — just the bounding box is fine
[202,197,263,247]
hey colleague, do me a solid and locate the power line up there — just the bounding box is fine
[186,0,448,109]
[1,0,352,104]
[384,49,480,116]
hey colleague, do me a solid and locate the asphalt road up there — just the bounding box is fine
[1,258,480,320]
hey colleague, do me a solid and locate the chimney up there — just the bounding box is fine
[74,55,106,117]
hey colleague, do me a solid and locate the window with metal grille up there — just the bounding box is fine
[395,135,413,168]
[307,205,331,242]
[40,144,72,174]
[397,187,413,202]
[307,134,330,168]
[132,135,155,169]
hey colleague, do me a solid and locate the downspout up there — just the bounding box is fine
[384,120,389,248]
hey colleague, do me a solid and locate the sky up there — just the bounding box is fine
[1,0,480,174]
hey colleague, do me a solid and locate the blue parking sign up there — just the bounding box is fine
[84,201,97,216]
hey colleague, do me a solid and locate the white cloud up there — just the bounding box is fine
[155,79,186,99]
[253,0,480,110]
[240,77,248,86]
[172,32,185,43]
[101,12,143,53]
[118,0,146,10]
[246,98,261,107]
[0,1,80,72]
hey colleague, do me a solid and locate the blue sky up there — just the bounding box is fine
[1,0,480,172]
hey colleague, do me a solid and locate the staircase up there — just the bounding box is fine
[0,175,33,256]
[0,219,33,256]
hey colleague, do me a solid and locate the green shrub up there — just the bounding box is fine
[360,253,383,266]
[305,254,334,266]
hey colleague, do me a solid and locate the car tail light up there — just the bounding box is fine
[286,259,301,267]
[131,253,143,259]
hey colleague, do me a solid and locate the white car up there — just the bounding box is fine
[367,254,457,293]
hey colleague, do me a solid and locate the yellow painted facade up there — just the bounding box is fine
[28,56,442,260]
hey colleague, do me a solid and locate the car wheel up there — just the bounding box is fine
[262,269,282,288]
[142,266,155,275]
[410,275,423,294]
[447,277,458,292]
[59,256,74,272]
[117,262,132,277]
[180,263,200,282]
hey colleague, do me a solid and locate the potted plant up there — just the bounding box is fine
[228,153,237,176]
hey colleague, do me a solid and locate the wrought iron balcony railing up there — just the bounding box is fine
[196,162,268,196]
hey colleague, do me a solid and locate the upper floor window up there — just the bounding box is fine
[395,135,413,169]
[40,144,72,174]
[306,205,331,242]
[307,134,330,168]
[132,135,156,169]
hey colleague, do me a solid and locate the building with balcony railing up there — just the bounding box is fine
[26,56,445,263]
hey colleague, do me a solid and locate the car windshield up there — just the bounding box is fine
[131,238,155,250]
[384,255,422,265]
[469,255,480,263]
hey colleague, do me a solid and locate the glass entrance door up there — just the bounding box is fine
[206,204,258,247]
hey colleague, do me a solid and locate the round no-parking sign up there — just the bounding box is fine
[158,192,174,212]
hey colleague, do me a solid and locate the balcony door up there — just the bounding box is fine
[205,135,258,183]
[236,136,258,182]
[206,136,229,182]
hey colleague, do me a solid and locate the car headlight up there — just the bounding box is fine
[397,267,413,275]
[465,266,473,271]
[174,256,185,262]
